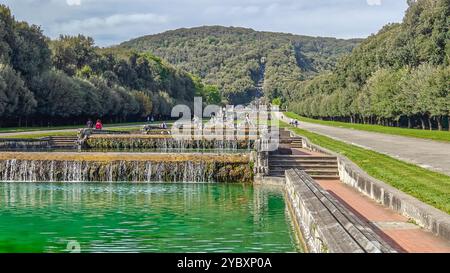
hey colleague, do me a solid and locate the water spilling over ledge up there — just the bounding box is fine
[0,152,254,183]
[84,134,257,150]
[0,139,51,150]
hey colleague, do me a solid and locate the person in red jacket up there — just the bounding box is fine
[95,119,103,130]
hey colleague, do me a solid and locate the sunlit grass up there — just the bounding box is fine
[0,121,151,134]
[0,131,78,139]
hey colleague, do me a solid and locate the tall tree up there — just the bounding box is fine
[0,64,36,120]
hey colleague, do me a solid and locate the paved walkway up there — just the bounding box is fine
[281,114,450,176]
[317,179,450,253]
[293,147,450,253]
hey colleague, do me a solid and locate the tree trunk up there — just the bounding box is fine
[408,117,412,128]
[420,117,426,130]
[437,116,443,131]
[428,117,433,131]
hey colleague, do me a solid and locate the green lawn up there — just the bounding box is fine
[285,112,450,143]
[0,131,78,139]
[279,120,450,214]
[0,121,151,134]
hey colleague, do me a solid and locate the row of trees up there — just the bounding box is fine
[0,5,221,127]
[289,65,449,130]
[288,0,450,130]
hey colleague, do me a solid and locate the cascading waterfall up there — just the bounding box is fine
[85,136,256,151]
[0,159,248,183]
[0,139,51,150]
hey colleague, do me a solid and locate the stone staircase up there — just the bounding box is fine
[268,155,339,180]
[290,137,303,148]
[47,136,78,148]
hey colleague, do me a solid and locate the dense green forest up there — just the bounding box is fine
[0,5,220,127]
[288,0,450,131]
[119,26,360,104]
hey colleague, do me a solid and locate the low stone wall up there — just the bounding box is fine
[297,131,450,242]
[285,169,395,253]
[0,139,51,150]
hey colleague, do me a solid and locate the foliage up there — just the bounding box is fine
[119,26,360,104]
[271,97,282,106]
[288,0,450,131]
[0,4,218,126]
[0,64,36,119]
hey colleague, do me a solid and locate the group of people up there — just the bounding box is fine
[289,119,299,127]
[86,119,103,130]
[160,122,168,129]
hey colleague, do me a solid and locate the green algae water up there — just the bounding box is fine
[0,183,302,253]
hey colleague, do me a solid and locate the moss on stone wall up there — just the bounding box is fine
[0,153,254,183]
[85,135,256,150]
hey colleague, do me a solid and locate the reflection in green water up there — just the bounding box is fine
[0,183,302,253]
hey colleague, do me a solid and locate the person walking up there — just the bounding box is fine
[95,119,103,130]
[86,119,93,129]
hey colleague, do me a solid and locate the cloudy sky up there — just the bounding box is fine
[1,0,409,46]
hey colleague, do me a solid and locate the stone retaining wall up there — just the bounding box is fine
[0,139,51,150]
[285,169,395,253]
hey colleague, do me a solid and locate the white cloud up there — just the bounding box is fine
[66,0,81,6]
[366,0,382,6]
[3,0,408,46]
[204,5,261,17]
[56,13,169,33]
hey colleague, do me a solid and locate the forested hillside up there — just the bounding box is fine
[0,5,217,127]
[289,0,450,131]
[119,26,360,104]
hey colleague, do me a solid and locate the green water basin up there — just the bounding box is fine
[0,183,303,253]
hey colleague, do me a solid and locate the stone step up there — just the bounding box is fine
[49,137,78,141]
[270,154,337,161]
[269,167,338,174]
[269,160,337,165]
[51,136,77,138]
[269,163,338,168]
[270,155,336,159]
[269,171,339,180]
[48,136,78,147]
